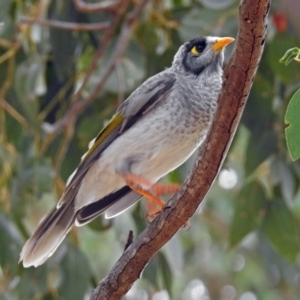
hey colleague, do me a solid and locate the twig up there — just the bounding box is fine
[19,18,110,31]
[0,46,19,65]
[124,230,134,251]
[0,39,15,48]
[0,99,29,128]
[53,119,75,173]
[51,0,148,133]
[89,0,270,299]
[115,61,126,106]
[73,0,119,13]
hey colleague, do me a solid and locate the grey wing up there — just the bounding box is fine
[117,70,176,132]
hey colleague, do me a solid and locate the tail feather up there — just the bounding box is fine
[20,200,76,268]
[20,187,142,267]
[76,186,141,224]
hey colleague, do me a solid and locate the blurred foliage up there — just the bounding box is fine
[280,47,300,161]
[284,89,300,161]
[1,0,300,299]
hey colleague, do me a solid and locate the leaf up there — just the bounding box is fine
[0,213,23,273]
[143,256,158,288]
[229,181,266,247]
[285,89,300,161]
[58,244,90,300]
[279,47,300,65]
[48,0,78,80]
[162,234,184,273]
[245,129,277,174]
[14,56,43,124]
[157,252,173,292]
[91,40,146,93]
[179,7,237,43]
[267,33,300,84]
[242,74,277,173]
[16,266,49,300]
[198,0,236,10]
[278,159,296,203]
[10,152,55,216]
[263,200,300,262]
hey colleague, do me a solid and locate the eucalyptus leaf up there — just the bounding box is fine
[285,89,300,161]
[157,252,173,293]
[58,244,90,300]
[229,181,266,247]
[263,200,300,262]
[14,56,43,124]
[0,213,22,272]
[267,34,300,84]
[90,40,146,94]
[279,47,300,66]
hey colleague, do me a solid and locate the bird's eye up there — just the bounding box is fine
[190,44,204,55]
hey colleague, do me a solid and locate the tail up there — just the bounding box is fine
[20,200,76,268]
[20,187,141,268]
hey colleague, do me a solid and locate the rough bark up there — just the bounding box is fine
[90,0,271,299]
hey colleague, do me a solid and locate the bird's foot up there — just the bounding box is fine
[118,173,180,217]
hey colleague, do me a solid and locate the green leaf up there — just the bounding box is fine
[16,266,49,300]
[58,244,90,300]
[263,200,300,262]
[229,181,266,247]
[267,34,300,84]
[92,40,146,94]
[285,89,300,161]
[14,56,43,124]
[162,234,183,273]
[279,47,300,65]
[242,74,277,173]
[245,129,277,174]
[157,252,173,292]
[179,7,237,42]
[48,0,78,80]
[0,213,23,272]
[199,0,236,10]
[143,256,158,288]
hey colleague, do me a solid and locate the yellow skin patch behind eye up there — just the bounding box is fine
[191,46,200,55]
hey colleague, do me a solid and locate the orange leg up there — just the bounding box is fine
[151,183,181,198]
[118,173,181,218]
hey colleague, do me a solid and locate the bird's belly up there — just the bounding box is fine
[134,133,205,181]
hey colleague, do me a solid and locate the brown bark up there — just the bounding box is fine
[90,0,270,299]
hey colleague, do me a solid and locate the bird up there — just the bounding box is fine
[20,35,234,267]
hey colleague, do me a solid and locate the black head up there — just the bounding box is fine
[172,36,234,77]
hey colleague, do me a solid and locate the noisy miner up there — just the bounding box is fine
[20,36,234,267]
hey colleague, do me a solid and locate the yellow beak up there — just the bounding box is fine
[211,37,235,51]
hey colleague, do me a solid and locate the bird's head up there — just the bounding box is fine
[172,36,235,77]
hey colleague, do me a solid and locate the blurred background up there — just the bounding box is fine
[1,0,300,299]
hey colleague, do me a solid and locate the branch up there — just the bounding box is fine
[73,0,119,13]
[50,0,149,133]
[19,18,109,31]
[90,0,270,299]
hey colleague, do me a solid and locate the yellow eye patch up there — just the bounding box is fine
[191,46,200,55]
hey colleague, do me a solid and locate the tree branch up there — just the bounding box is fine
[73,0,119,13]
[19,18,110,31]
[49,0,149,134]
[89,0,270,299]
